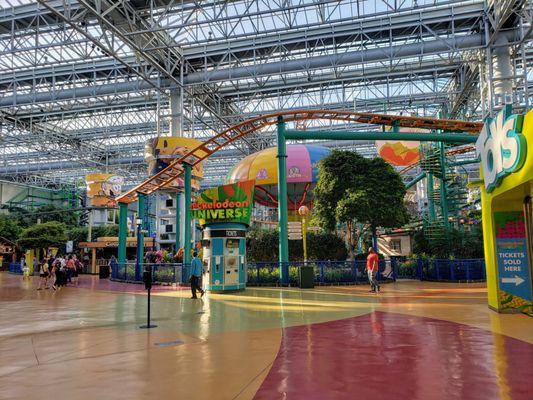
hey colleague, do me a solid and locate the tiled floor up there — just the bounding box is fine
[0,273,531,400]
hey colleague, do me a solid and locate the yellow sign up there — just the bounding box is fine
[479,108,533,314]
[86,173,124,207]
[144,137,205,189]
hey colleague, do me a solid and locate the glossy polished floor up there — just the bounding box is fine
[0,273,532,400]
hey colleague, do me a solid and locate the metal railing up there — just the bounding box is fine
[111,262,184,284]
[247,260,393,286]
[69,257,485,286]
[8,262,22,274]
[394,257,485,282]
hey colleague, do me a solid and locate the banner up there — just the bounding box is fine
[144,137,204,189]
[494,211,533,313]
[191,180,255,226]
[86,173,124,207]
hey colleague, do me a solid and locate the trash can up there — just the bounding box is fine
[99,264,110,279]
[299,265,315,288]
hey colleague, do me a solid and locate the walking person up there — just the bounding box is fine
[37,260,50,290]
[66,256,76,285]
[71,255,81,287]
[189,251,205,299]
[21,257,30,281]
[366,247,380,293]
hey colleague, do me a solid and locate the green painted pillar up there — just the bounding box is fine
[118,202,128,265]
[277,117,289,284]
[175,192,181,252]
[439,142,450,230]
[427,173,436,223]
[135,193,146,281]
[183,164,192,273]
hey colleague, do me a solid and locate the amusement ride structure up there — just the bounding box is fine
[115,109,482,283]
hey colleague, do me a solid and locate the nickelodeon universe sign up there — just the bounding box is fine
[476,105,527,192]
[190,199,251,220]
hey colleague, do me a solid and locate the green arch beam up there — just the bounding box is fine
[284,130,477,143]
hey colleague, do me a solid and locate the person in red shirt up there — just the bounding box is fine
[366,247,380,293]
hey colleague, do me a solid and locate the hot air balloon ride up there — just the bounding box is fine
[226,144,331,210]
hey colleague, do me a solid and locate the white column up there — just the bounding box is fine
[170,89,183,137]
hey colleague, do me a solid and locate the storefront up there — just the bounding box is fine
[478,105,533,315]
[79,236,156,274]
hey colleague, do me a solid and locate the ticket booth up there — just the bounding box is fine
[201,224,247,291]
[477,105,533,315]
[190,180,254,293]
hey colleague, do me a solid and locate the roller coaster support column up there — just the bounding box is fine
[183,164,192,280]
[427,173,436,223]
[439,142,450,230]
[277,117,290,285]
[175,192,181,251]
[118,202,128,265]
[135,193,146,282]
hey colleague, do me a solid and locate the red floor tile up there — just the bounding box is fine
[254,311,533,400]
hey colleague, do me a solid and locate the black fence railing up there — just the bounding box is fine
[79,258,485,285]
[247,260,393,286]
[398,258,486,282]
[111,262,184,284]
[8,262,22,274]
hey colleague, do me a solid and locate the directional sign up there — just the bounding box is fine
[502,276,525,286]
[494,211,533,306]
[288,221,302,240]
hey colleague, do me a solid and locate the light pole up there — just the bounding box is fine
[298,206,310,265]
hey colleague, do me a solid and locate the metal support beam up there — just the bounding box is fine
[118,202,128,265]
[184,34,487,84]
[284,130,477,143]
[175,192,181,252]
[135,193,146,281]
[427,173,436,223]
[277,117,289,285]
[183,164,192,279]
[450,159,480,167]
[439,143,450,230]
[406,172,427,189]
[170,89,183,137]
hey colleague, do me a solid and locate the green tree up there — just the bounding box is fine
[32,204,79,226]
[0,214,21,241]
[67,226,89,244]
[17,221,67,251]
[67,225,119,245]
[314,150,409,258]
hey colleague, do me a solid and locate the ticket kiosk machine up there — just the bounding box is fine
[190,180,254,293]
[201,223,247,292]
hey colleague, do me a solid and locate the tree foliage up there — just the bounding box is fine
[0,214,22,241]
[314,150,410,256]
[67,225,120,244]
[247,228,347,261]
[10,204,79,228]
[413,227,483,258]
[32,204,79,226]
[17,221,67,250]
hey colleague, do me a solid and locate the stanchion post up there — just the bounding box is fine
[140,266,157,329]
